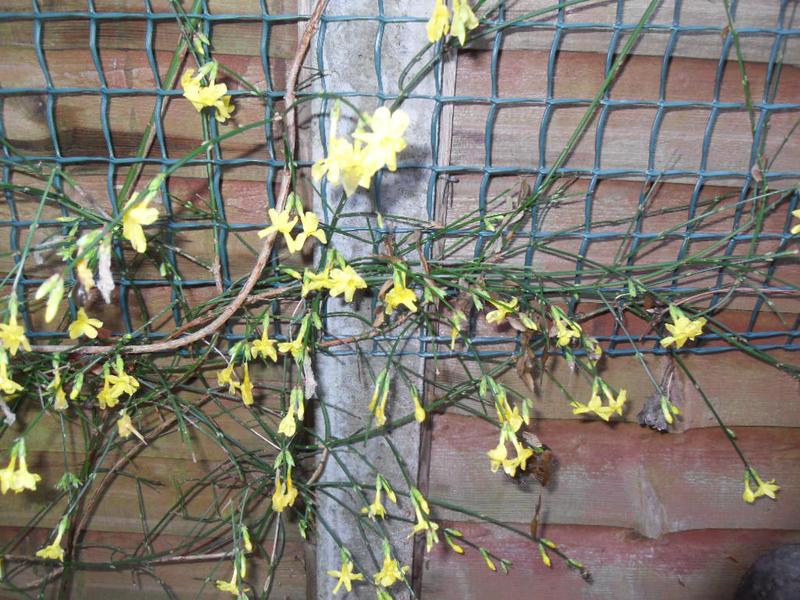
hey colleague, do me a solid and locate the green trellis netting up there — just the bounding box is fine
[1,0,798,357]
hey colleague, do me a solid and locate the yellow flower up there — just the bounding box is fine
[660,310,707,349]
[373,550,409,588]
[600,382,627,417]
[451,0,480,46]
[217,361,239,394]
[487,436,508,473]
[312,108,375,196]
[251,330,278,362]
[742,475,756,504]
[361,486,387,520]
[412,387,426,423]
[385,277,417,315]
[53,381,68,411]
[301,267,333,297]
[552,311,581,347]
[76,258,95,291]
[12,454,41,493]
[754,474,780,500]
[0,360,23,395]
[790,209,800,235]
[36,540,65,562]
[449,310,466,350]
[427,0,451,43]
[0,452,17,495]
[181,68,235,123]
[327,557,364,594]
[35,520,66,563]
[215,567,243,596]
[67,308,103,340]
[97,376,119,410]
[410,505,440,552]
[0,313,31,356]
[117,411,144,442]
[571,381,618,422]
[35,273,65,324]
[538,543,552,568]
[239,362,254,406]
[369,376,390,427]
[328,265,367,303]
[495,391,523,432]
[354,107,410,172]
[486,297,518,324]
[502,437,534,477]
[107,366,140,398]
[278,404,297,437]
[271,469,299,512]
[278,334,305,363]
[313,137,374,196]
[289,211,327,253]
[122,191,159,254]
[445,532,465,554]
[258,207,298,251]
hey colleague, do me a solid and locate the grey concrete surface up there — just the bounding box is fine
[299,1,437,598]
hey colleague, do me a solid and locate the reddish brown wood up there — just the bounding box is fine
[428,414,800,534]
[422,522,800,600]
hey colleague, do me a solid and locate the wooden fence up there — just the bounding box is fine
[0,1,798,598]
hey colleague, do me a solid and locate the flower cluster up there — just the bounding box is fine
[361,474,397,521]
[181,61,234,123]
[97,358,140,410]
[427,0,480,46]
[299,259,368,305]
[483,378,536,477]
[742,469,780,504]
[312,103,409,197]
[571,378,627,422]
[272,468,298,513]
[0,439,41,495]
[258,199,328,256]
[409,487,440,552]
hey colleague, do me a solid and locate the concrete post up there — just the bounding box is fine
[299,1,437,598]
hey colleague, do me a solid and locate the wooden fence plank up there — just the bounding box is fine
[466,0,798,66]
[422,523,800,600]
[457,49,800,106]
[1,526,307,599]
[428,414,800,535]
[435,349,800,429]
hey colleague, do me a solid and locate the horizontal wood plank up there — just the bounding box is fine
[1,525,307,599]
[467,0,798,65]
[422,523,800,600]
[428,414,800,535]
[434,348,800,429]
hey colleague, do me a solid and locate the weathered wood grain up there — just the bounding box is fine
[1,526,307,599]
[422,523,800,600]
[467,0,799,66]
[434,347,800,429]
[457,48,800,106]
[0,12,298,59]
[450,99,800,187]
[428,414,800,535]
[0,53,289,159]
[434,174,800,311]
